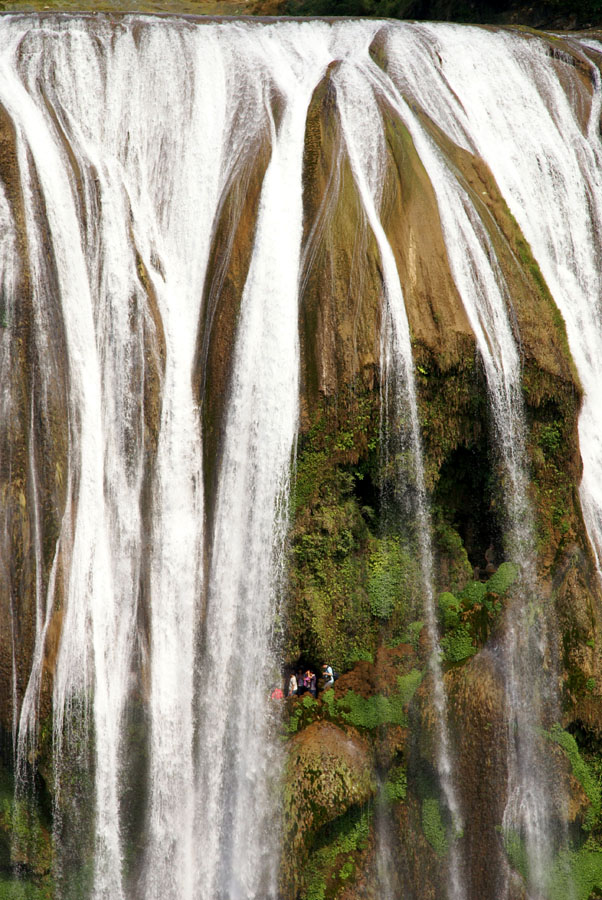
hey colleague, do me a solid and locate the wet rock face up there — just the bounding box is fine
[2,18,602,900]
[282,720,376,899]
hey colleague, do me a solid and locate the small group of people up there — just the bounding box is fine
[270,663,337,700]
[289,669,316,697]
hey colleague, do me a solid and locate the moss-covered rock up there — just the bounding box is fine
[281,721,376,898]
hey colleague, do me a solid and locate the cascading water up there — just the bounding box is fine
[376,24,602,896]
[409,25,602,590]
[334,54,466,900]
[191,24,341,900]
[0,17,338,899]
[2,14,602,900]
[365,34,557,895]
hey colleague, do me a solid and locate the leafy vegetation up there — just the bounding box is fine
[383,765,407,803]
[367,537,420,621]
[287,669,424,733]
[421,798,448,858]
[303,806,372,900]
[438,562,518,662]
[547,725,601,831]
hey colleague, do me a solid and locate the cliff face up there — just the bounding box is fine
[1,16,602,900]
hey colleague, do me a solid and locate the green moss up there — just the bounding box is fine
[287,668,423,737]
[503,829,602,900]
[0,774,52,880]
[421,797,448,858]
[366,537,420,620]
[438,562,518,661]
[303,806,372,900]
[547,725,601,830]
[460,581,487,607]
[484,562,519,596]
[287,694,319,735]
[539,421,563,459]
[347,648,374,664]
[382,765,407,803]
[332,670,423,731]
[438,592,461,630]
[398,620,424,650]
[0,877,54,900]
[336,691,408,730]
[547,847,602,900]
[502,828,529,881]
[397,669,423,704]
[415,351,487,493]
[287,385,426,669]
[440,626,476,663]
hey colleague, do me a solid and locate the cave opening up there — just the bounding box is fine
[433,443,504,575]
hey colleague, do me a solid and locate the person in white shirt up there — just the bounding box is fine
[322,664,334,689]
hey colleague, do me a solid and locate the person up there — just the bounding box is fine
[322,663,334,689]
[288,672,298,697]
[308,669,317,698]
[270,686,284,700]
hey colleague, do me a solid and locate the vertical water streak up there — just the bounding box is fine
[193,22,342,900]
[414,26,602,589]
[0,26,123,895]
[380,24,568,895]
[0,176,20,755]
[334,55,466,900]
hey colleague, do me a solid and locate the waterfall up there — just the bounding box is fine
[334,54,466,900]
[2,14,601,900]
[410,25,602,588]
[191,23,339,900]
[378,24,570,896]
[0,16,338,899]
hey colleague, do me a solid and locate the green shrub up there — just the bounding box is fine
[399,620,424,650]
[303,806,372,900]
[383,766,407,803]
[460,580,487,607]
[485,562,518,597]
[502,828,529,880]
[438,592,461,630]
[548,725,601,830]
[421,797,448,857]
[366,537,420,621]
[440,626,476,663]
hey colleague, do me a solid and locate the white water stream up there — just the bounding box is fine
[334,55,466,900]
[3,15,602,900]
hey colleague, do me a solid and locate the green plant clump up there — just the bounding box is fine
[333,669,423,731]
[503,828,602,900]
[502,828,528,881]
[336,691,408,730]
[438,562,518,661]
[0,877,54,900]
[440,625,476,663]
[286,693,319,734]
[366,537,419,620]
[421,797,448,858]
[303,806,372,900]
[383,766,407,803]
[547,847,602,900]
[548,725,601,829]
[399,620,424,650]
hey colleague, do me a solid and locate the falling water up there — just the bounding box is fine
[3,15,602,900]
[0,16,336,899]
[334,53,466,900]
[191,23,340,900]
[412,26,602,589]
[377,25,568,895]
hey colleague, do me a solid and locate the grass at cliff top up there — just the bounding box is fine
[0,0,249,14]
